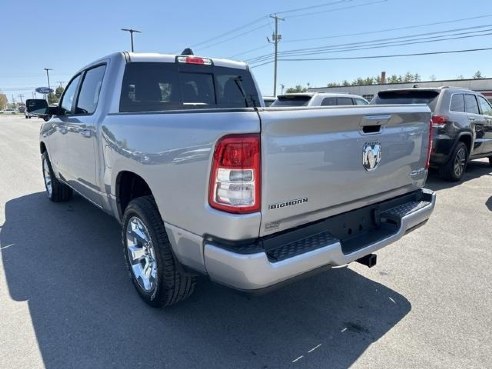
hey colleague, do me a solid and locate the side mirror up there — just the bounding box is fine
[47,106,63,115]
[34,106,63,121]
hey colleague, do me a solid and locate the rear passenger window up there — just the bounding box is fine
[321,97,337,106]
[76,65,106,114]
[450,94,465,112]
[464,94,479,114]
[355,98,368,105]
[337,97,353,105]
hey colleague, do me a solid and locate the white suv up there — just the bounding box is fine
[271,92,368,107]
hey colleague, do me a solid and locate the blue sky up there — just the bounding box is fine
[1,0,492,101]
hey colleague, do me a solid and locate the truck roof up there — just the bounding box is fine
[79,51,249,73]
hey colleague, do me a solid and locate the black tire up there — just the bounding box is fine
[122,196,196,307]
[489,156,492,167]
[41,152,73,202]
[439,142,468,181]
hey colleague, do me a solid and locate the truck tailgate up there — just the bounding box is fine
[259,105,431,236]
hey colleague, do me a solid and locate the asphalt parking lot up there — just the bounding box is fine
[0,114,491,369]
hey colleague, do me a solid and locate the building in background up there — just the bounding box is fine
[309,78,492,103]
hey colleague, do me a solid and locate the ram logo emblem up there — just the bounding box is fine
[362,142,382,171]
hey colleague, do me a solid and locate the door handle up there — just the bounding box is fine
[80,129,92,138]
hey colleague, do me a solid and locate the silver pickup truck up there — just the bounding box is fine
[39,51,436,307]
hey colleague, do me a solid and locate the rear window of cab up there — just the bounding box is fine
[119,62,260,112]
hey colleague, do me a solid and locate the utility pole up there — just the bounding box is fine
[268,14,284,96]
[18,94,24,103]
[121,28,142,52]
[44,68,53,89]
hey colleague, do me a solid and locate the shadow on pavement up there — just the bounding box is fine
[1,192,411,369]
[426,160,492,192]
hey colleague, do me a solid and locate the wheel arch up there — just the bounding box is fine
[115,171,154,219]
[457,132,472,157]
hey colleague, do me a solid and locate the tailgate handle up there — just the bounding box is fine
[362,114,391,125]
[362,125,381,134]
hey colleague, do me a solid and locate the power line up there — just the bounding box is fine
[246,24,492,64]
[190,16,268,48]
[275,27,492,58]
[197,22,271,51]
[287,0,387,19]
[247,24,492,62]
[190,1,381,51]
[275,0,354,15]
[283,13,492,44]
[228,44,270,59]
[250,46,492,68]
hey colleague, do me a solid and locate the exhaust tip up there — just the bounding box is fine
[356,254,377,268]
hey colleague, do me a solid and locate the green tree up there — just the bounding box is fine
[473,71,484,79]
[388,75,400,84]
[0,94,8,110]
[55,86,65,100]
[403,72,414,82]
[286,85,307,93]
[48,92,57,104]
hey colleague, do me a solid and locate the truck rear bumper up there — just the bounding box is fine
[203,189,435,291]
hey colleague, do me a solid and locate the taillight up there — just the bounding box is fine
[426,119,433,169]
[176,56,212,65]
[209,134,261,214]
[431,114,447,128]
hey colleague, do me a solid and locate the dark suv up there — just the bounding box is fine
[371,87,492,181]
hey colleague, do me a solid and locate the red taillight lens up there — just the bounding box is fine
[431,114,447,128]
[176,56,212,65]
[209,134,261,214]
[426,119,433,169]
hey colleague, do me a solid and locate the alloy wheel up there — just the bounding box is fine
[126,216,158,292]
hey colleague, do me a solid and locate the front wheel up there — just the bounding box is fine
[42,152,73,202]
[122,196,196,307]
[439,142,468,181]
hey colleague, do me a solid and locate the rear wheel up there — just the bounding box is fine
[489,156,492,167]
[122,196,196,307]
[439,142,468,181]
[42,152,73,202]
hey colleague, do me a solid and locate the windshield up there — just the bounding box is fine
[271,95,312,107]
[371,90,439,110]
